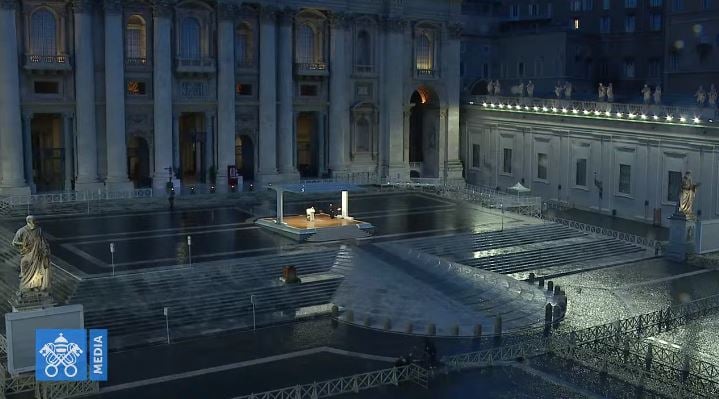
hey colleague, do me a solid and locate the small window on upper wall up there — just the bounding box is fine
[472,145,481,168]
[667,171,682,202]
[300,84,318,96]
[235,83,253,96]
[576,158,587,187]
[34,80,59,94]
[127,80,146,95]
[618,164,632,194]
[503,148,513,174]
[537,153,548,180]
[625,0,637,8]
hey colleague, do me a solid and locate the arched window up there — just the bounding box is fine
[416,32,433,71]
[355,117,370,153]
[30,9,57,56]
[235,24,252,66]
[296,23,315,64]
[180,17,201,59]
[126,15,147,60]
[356,30,371,66]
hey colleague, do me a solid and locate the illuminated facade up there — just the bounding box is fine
[0,0,464,195]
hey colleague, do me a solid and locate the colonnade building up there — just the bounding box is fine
[0,0,464,195]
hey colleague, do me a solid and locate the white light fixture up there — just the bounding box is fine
[680,116,687,123]
[515,104,521,110]
[551,107,558,112]
[499,103,505,108]
[524,106,530,110]
[594,110,601,116]
[542,106,549,112]
[583,110,590,115]
[605,111,611,117]
[572,109,579,114]
[469,101,475,105]
[482,102,487,107]
[616,112,623,118]
[666,115,673,121]
[640,114,647,120]
[490,103,496,108]
[653,115,659,120]
[693,117,701,124]
[561,108,568,113]
[628,113,636,119]
[533,106,539,111]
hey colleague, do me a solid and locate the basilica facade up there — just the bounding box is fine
[0,0,464,195]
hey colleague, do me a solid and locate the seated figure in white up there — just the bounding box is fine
[306,207,316,221]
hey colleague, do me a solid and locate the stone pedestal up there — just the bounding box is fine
[10,291,55,312]
[665,213,695,262]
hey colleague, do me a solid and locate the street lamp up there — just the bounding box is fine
[250,294,256,331]
[109,242,115,276]
[187,235,192,267]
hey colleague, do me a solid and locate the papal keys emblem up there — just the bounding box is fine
[38,333,84,378]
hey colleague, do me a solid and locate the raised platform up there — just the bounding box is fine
[256,214,374,242]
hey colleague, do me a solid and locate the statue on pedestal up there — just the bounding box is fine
[598,83,606,101]
[564,82,573,99]
[607,83,615,102]
[12,216,52,295]
[642,84,652,104]
[487,80,494,95]
[695,85,707,107]
[653,85,662,104]
[709,84,718,107]
[493,80,501,95]
[678,171,700,217]
[526,80,535,97]
[554,81,563,99]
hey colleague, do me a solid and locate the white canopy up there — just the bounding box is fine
[508,182,531,193]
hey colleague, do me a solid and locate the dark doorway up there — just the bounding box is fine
[31,114,65,192]
[409,87,440,178]
[179,113,206,184]
[128,136,151,188]
[296,112,319,178]
[235,135,255,181]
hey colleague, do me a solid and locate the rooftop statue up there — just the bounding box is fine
[653,85,662,104]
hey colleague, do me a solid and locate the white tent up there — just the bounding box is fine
[507,182,531,195]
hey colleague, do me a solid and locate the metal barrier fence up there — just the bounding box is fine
[543,216,660,252]
[0,188,154,217]
[232,363,428,399]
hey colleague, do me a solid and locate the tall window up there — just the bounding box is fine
[355,117,370,153]
[603,0,611,10]
[416,33,434,71]
[510,4,519,19]
[517,62,525,77]
[126,15,147,60]
[528,4,539,16]
[625,0,637,7]
[649,58,662,77]
[180,17,201,58]
[297,23,316,63]
[618,164,632,194]
[625,15,636,32]
[670,53,678,71]
[30,9,57,56]
[356,30,371,66]
[650,0,663,6]
[673,0,684,10]
[503,148,513,174]
[537,153,548,180]
[702,0,712,9]
[583,0,594,10]
[667,171,682,202]
[600,16,611,33]
[576,159,587,186]
[534,58,543,76]
[571,0,582,11]
[235,24,252,66]
[649,14,662,31]
[472,145,481,168]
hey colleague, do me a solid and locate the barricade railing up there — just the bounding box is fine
[232,364,428,399]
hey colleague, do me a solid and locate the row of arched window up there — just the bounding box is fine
[26,8,431,74]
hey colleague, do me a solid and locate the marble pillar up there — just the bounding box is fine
[257,6,278,182]
[216,3,236,191]
[277,8,298,179]
[104,0,133,191]
[73,0,101,190]
[444,23,464,180]
[62,113,75,190]
[328,13,350,176]
[384,18,407,181]
[152,1,175,191]
[21,113,34,191]
[204,111,215,184]
[0,1,30,194]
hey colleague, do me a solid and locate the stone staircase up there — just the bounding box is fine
[68,249,344,347]
[306,225,371,242]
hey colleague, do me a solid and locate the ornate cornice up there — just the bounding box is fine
[0,0,18,10]
[277,7,294,26]
[447,22,462,39]
[383,17,407,33]
[72,0,94,14]
[328,12,349,29]
[103,0,123,15]
[217,1,235,21]
[153,0,174,18]
[259,5,277,23]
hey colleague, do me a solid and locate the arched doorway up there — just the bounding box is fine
[127,136,150,188]
[409,87,440,178]
[31,114,65,192]
[470,80,489,95]
[235,135,255,181]
[179,113,207,184]
[296,112,319,178]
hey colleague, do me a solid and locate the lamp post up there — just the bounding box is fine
[500,202,504,231]
[250,294,256,331]
[187,235,192,267]
[163,307,170,344]
[109,242,115,276]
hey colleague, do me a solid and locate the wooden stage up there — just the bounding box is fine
[283,214,360,229]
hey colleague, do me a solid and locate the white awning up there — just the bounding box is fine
[508,182,531,193]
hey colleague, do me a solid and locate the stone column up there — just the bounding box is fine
[216,2,235,191]
[444,23,464,180]
[257,6,278,182]
[204,111,215,184]
[277,8,297,179]
[172,112,180,174]
[0,1,30,194]
[62,112,75,190]
[383,17,407,181]
[21,113,34,190]
[104,0,133,191]
[328,13,350,176]
[73,0,101,190]
[152,0,175,191]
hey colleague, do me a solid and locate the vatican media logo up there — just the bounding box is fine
[35,329,107,382]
